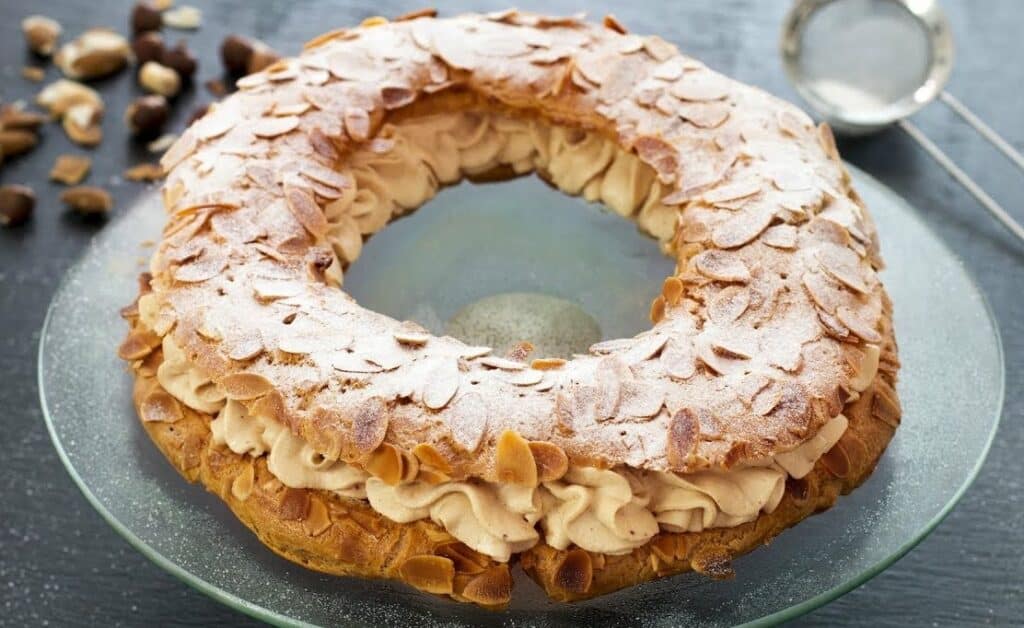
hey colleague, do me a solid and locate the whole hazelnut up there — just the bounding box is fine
[161,41,197,80]
[138,61,180,97]
[22,15,62,57]
[131,31,165,65]
[220,34,254,76]
[0,185,36,227]
[131,2,163,34]
[125,95,169,138]
[247,45,281,74]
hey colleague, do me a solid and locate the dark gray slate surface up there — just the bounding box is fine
[0,1,1020,625]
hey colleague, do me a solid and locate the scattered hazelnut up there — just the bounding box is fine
[125,95,169,137]
[55,28,131,80]
[161,41,197,80]
[22,15,62,57]
[131,31,165,65]
[0,105,47,131]
[0,129,39,157]
[61,186,113,215]
[139,61,180,97]
[36,79,104,118]
[220,35,251,75]
[131,2,163,34]
[62,103,103,146]
[221,34,279,75]
[162,6,202,30]
[0,185,36,227]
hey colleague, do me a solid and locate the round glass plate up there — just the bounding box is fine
[40,165,1004,627]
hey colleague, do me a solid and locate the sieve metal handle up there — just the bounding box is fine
[897,92,1024,245]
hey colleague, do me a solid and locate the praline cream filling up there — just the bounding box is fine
[156,336,873,562]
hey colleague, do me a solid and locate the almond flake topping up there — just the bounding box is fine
[422,358,460,409]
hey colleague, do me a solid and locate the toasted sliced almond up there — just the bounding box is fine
[459,565,512,608]
[49,154,91,185]
[836,306,882,343]
[353,396,388,453]
[140,389,183,423]
[230,464,255,501]
[394,330,429,346]
[554,549,593,594]
[411,443,453,474]
[649,294,666,323]
[495,430,537,486]
[366,443,403,485]
[694,250,750,282]
[707,285,750,324]
[666,407,701,469]
[530,358,566,370]
[400,556,455,595]
[302,497,332,536]
[529,441,568,482]
[662,276,683,306]
[422,358,460,410]
[220,372,274,400]
[478,356,526,370]
[279,487,310,520]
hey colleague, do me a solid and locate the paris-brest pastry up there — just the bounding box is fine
[119,10,901,607]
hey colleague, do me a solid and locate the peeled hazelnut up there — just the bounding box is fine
[36,79,103,118]
[60,185,113,215]
[62,103,103,146]
[131,31,165,65]
[22,15,62,57]
[161,41,197,80]
[131,2,163,34]
[0,185,36,227]
[125,95,169,137]
[162,6,202,30]
[139,61,180,97]
[55,28,131,80]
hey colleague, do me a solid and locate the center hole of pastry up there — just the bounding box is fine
[343,175,674,359]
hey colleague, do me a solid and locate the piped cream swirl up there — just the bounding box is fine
[156,333,871,562]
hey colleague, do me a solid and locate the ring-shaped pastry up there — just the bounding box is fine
[119,10,901,607]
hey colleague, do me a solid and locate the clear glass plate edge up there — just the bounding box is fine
[36,163,1006,628]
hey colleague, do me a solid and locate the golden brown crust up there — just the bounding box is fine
[521,294,900,600]
[123,291,898,606]
[142,12,893,482]
[130,346,515,608]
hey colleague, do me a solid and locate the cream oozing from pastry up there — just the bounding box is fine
[159,335,875,561]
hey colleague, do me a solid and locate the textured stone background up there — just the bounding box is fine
[1,0,1020,625]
